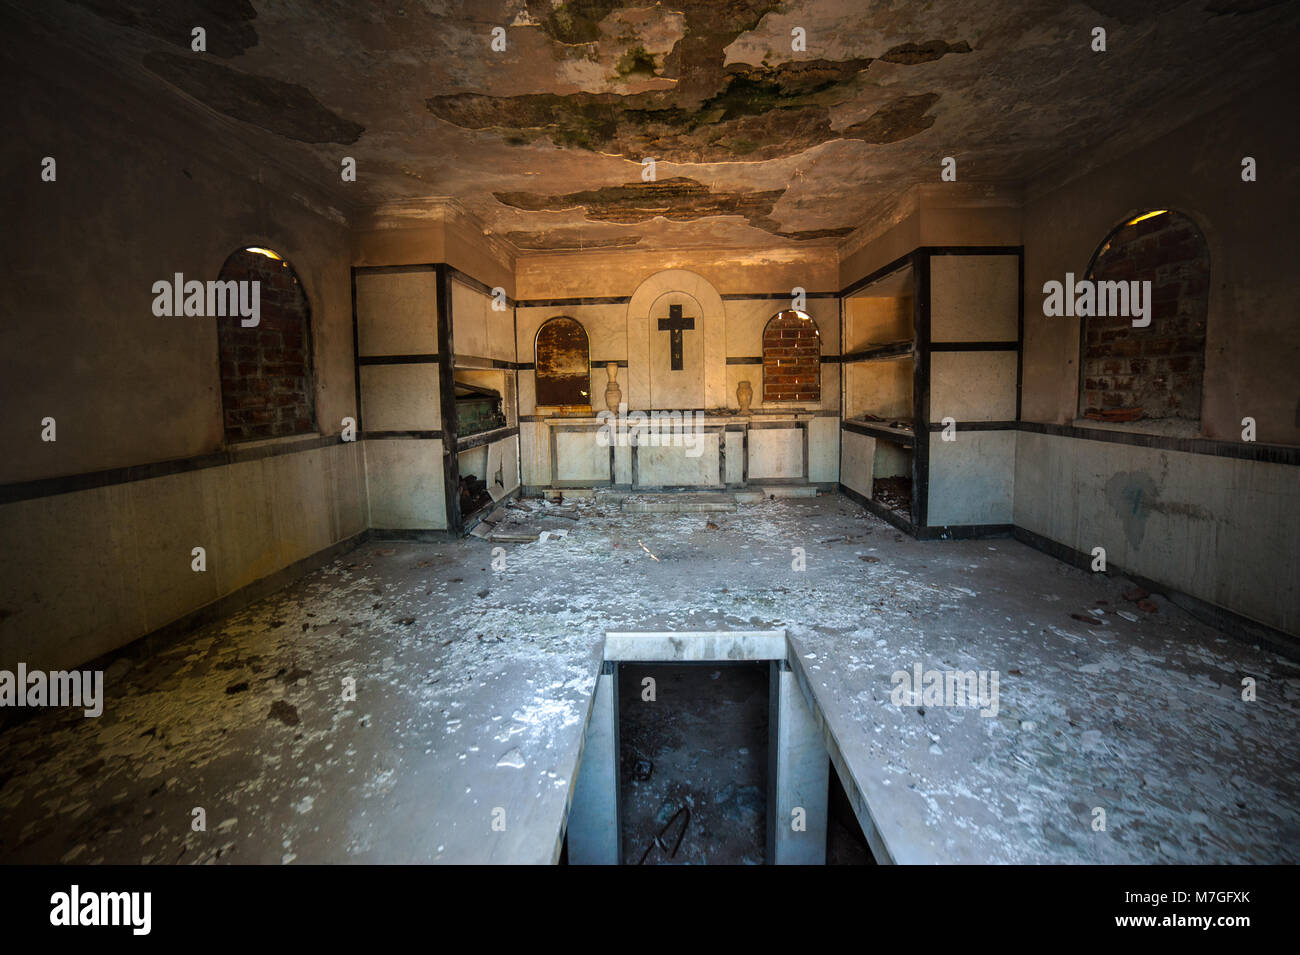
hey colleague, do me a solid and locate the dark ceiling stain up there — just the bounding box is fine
[841,92,941,144]
[68,0,259,58]
[457,1,965,161]
[496,177,780,225]
[523,0,785,101]
[880,39,973,64]
[527,0,633,46]
[504,232,642,251]
[428,43,956,163]
[773,226,855,240]
[495,177,847,239]
[143,52,364,144]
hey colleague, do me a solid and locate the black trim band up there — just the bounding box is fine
[0,435,351,505]
[456,426,520,452]
[841,342,914,363]
[1018,421,1300,465]
[358,354,439,365]
[365,430,444,440]
[516,295,631,307]
[930,341,1019,352]
[719,291,839,301]
[446,265,510,304]
[454,354,518,369]
[926,421,1019,432]
[841,420,915,446]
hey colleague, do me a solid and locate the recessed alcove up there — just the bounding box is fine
[565,631,853,866]
[618,661,769,865]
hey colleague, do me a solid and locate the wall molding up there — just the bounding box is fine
[1018,420,1300,465]
[0,435,350,505]
[6,414,1294,507]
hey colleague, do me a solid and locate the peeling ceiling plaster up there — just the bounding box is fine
[26,0,1300,252]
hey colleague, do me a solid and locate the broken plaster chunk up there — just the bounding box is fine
[496,747,526,769]
[491,529,540,543]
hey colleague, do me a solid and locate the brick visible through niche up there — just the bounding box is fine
[762,311,821,403]
[1081,212,1209,422]
[216,249,315,442]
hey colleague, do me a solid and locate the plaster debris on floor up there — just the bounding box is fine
[1,497,1295,865]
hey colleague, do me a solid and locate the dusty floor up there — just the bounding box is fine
[0,493,1297,864]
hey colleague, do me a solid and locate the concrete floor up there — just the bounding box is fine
[1,493,1296,864]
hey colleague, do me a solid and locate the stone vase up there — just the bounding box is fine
[737,379,753,413]
[604,362,622,412]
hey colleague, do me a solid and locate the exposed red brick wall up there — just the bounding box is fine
[762,310,821,402]
[216,249,315,442]
[1081,211,1209,421]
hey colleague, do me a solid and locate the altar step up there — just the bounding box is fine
[609,486,820,513]
[621,493,736,514]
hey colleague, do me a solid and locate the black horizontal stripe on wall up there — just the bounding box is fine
[6,415,1295,507]
[352,264,437,275]
[930,341,1020,351]
[838,245,1023,297]
[923,246,1023,257]
[926,421,1019,431]
[364,430,445,440]
[358,354,439,365]
[352,263,515,307]
[454,355,519,369]
[0,434,348,505]
[1018,421,1300,465]
[719,291,839,301]
[724,355,841,365]
[841,420,915,445]
[446,266,513,306]
[456,426,519,452]
[515,295,632,307]
[841,342,913,363]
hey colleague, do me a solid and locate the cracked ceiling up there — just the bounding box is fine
[26,0,1300,252]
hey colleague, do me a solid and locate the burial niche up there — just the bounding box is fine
[535,316,591,408]
[216,246,315,443]
[762,310,821,403]
[1079,210,1209,425]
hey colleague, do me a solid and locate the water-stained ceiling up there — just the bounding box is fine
[20,0,1300,251]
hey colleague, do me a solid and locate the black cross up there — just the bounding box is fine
[656,304,695,371]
